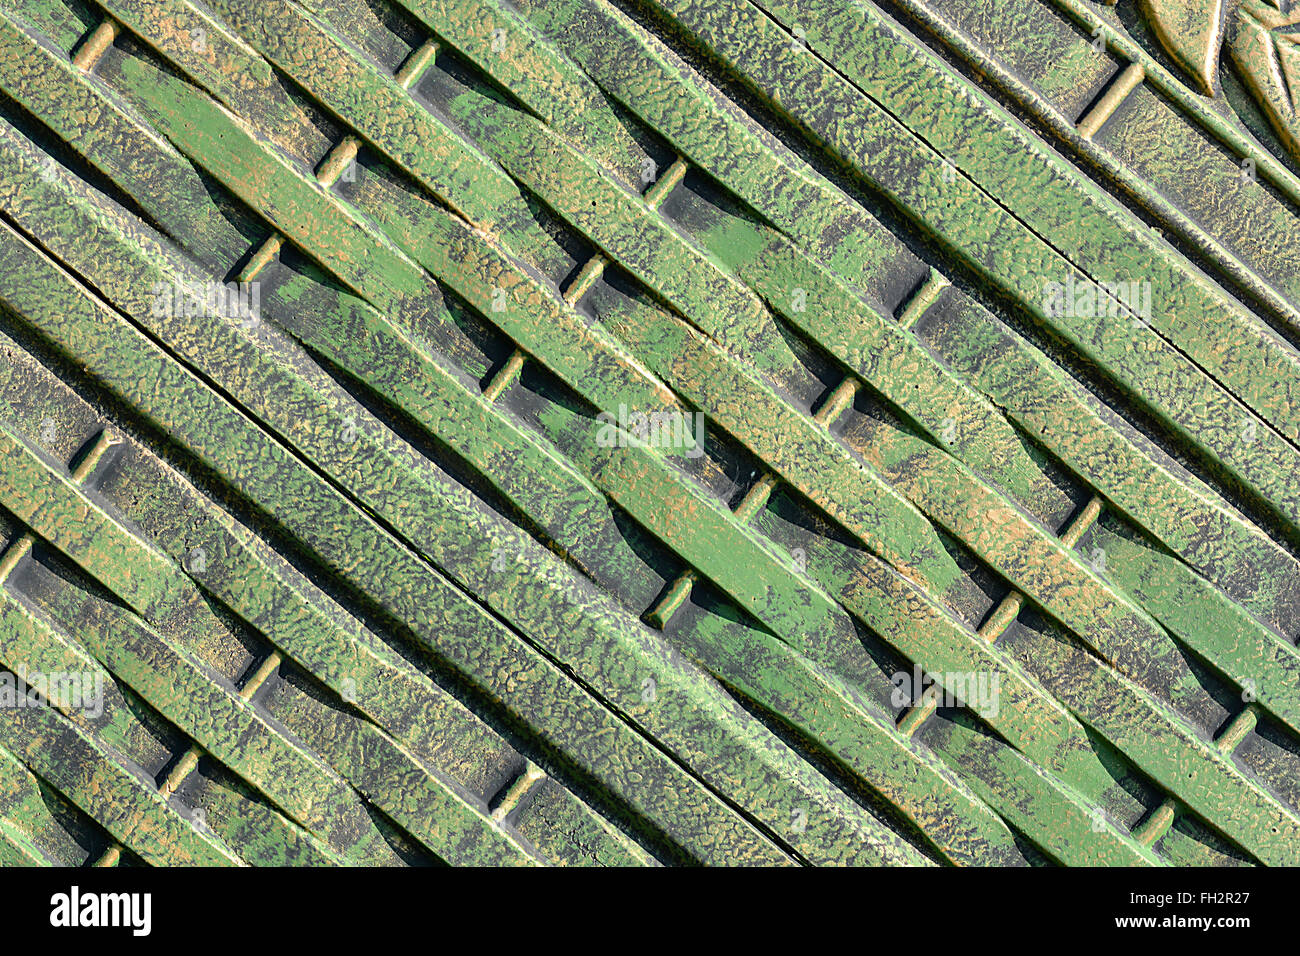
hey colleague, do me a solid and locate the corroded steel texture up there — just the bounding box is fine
[0,0,1295,867]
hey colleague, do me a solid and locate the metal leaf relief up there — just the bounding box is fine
[1142,0,1300,158]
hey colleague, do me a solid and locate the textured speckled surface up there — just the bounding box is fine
[0,0,1297,866]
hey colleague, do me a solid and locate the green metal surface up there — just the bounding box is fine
[0,0,1296,866]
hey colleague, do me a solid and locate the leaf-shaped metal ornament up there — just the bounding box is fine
[1229,0,1300,158]
[1141,0,1300,160]
[1139,0,1227,94]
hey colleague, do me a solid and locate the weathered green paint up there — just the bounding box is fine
[0,0,1296,867]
